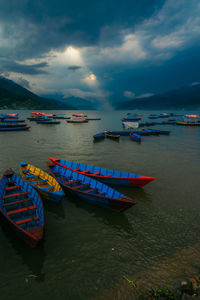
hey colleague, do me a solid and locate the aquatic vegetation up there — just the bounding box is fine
[123,276,180,300]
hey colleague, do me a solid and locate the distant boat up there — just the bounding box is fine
[122,121,139,129]
[93,133,105,140]
[176,114,200,126]
[130,133,141,142]
[122,117,141,122]
[53,114,70,119]
[19,162,65,203]
[148,114,159,119]
[72,114,87,117]
[86,118,101,121]
[105,131,120,139]
[0,169,44,247]
[0,126,30,131]
[142,129,160,135]
[37,119,60,124]
[2,119,25,123]
[49,157,156,187]
[67,117,88,123]
[47,162,136,212]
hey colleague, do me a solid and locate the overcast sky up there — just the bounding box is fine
[0,0,200,108]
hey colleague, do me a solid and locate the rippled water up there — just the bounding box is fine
[0,109,200,300]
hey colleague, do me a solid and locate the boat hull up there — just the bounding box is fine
[49,157,155,187]
[19,162,65,203]
[48,163,136,212]
[0,170,44,247]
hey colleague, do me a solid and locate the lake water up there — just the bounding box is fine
[0,109,200,300]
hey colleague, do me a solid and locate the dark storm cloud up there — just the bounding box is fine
[0,0,164,60]
[0,59,48,75]
[68,66,82,71]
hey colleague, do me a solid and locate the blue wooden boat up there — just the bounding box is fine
[1,119,25,123]
[122,117,141,122]
[0,123,27,128]
[130,133,141,142]
[148,114,159,119]
[37,119,60,124]
[157,130,170,135]
[142,129,159,135]
[49,157,155,187]
[133,130,150,136]
[0,126,30,131]
[93,133,105,140]
[0,169,44,247]
[105,131,120,140]
[47,162,136,212]
[105,130,131,136]
[52,114,70,119]
[19,162,65,203]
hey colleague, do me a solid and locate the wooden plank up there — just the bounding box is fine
[72,184,90,190]
[4,185,21,191]
[63,180,81,185]
[16,216,40,225]
[2,191,29,199]
[3,198,33,207]
[7,205,38,215]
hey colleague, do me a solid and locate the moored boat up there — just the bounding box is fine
[19,162,65,203]
[67,117,88,123]
[49,157,156,187]
[47,162,136,212]
[93,133,105,140]
[105,132,120,139]
[37,119,60,124]
[0,126,30,131]
[176,115,200,126]
[130,133,141,142]
[0,169,44,247]
[1,119,25,123]
[86,118,101,120]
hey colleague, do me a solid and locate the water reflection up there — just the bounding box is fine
[42,200,66,220]
[0,221,46,281]
[66,193,134,235]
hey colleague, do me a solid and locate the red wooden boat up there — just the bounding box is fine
[49,157,155,187]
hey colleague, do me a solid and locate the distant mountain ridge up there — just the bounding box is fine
[0,76,75,109]
[42,93,97,110]
[116,84,200,109]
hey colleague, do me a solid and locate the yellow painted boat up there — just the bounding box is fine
[104,131,120,139]
[176,122,200,126]
[19,162,65,203]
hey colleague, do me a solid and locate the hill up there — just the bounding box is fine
[116,84,200,110]
[0,76,75,109]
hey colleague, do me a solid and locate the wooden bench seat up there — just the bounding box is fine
[84,188,97,193]
[24,175,39,179]
[16,216,40,225]
[7,205,37,216]
[2,191,29,200]
[94,192,106,196]
[39,186,54,190]
[3,198,34,207]
[58,176,71,181]
[72,184,90,190]
[63,180,81,185]
[29,179,48,184]
[4,185,21,191]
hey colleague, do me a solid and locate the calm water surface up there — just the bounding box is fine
[0,110,200,300]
